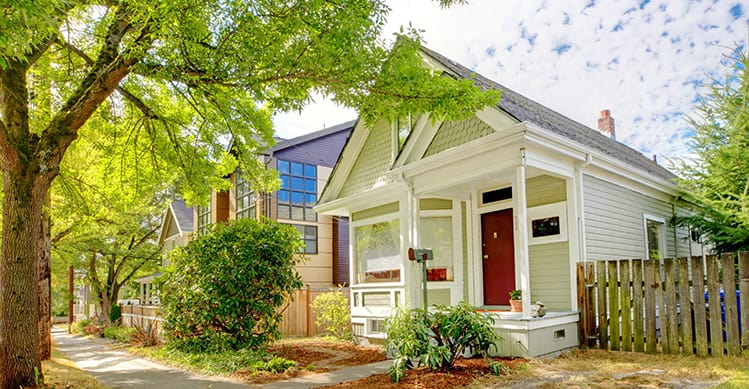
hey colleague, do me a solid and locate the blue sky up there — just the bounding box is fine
[273,0,748,165]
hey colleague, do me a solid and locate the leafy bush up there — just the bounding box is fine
[109,304,122,324]
[160,218,304,351]
[257,356,296,373]
[131,319,161,347]
[71,319,92,335]
[84,321,106,337]
[312,287,352,341]
[146,344,296,375]
[385,301,501,382]
[103,326,136,342]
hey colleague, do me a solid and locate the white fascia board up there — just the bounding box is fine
[319,120,371,204]
[315,183,403,217]
[522,122,680,197]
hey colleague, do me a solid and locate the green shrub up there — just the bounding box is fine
[160,218,304,351]
[311,287,352,341]
[103,326,136,342]
[385,301,501,382]
[109,304,122,324]
[71,319,92,335]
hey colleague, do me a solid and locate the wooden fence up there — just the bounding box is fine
[577,252,749,356]
[121,286,348,337]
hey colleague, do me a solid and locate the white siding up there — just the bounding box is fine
[529,242,570,311]
[583,174,690,260]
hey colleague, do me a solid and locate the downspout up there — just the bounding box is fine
[577,154,593,264]
[671,202,679,259]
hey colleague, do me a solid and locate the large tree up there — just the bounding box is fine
[0,1,499,386]
[675,46,749,253]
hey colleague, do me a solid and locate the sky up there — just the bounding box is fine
[272,0,748,165]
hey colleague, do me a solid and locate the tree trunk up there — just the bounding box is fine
[38,195,52,360]
[1,168,45,388]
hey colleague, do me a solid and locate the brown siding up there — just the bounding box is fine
[332,216,350,286]
[214,191,230,223]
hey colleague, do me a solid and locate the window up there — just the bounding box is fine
[396,115,414,151]
[482,187,512,205]
[644,215,666,260]
[354,219,400,283]
[277,160,317,221]
[235,170,256,220]
[290,224,317,254]
[197,204,211,236]
[420,216,454,282]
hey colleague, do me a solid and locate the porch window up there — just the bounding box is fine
[354,219,401,283]
[197,204,211,236]
[644,215,666,260]
[420,216,454,281]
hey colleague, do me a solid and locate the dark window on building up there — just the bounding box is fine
[289,224,317,254]
[278,160,317,221]
[531,216,560,238]
[197,204,211,236]
[235,170,256,220]
[482,187,512,204]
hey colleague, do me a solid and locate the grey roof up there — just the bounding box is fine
[270,120,357,153]
[420,47,676,181]
[170,198,194,232]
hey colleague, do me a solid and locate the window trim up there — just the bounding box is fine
[277,159,317,222]
[643,214,667,260]
[351,213,402,286]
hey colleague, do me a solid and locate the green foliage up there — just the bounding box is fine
[109,305,122,325]
[509,289,522,300]
[160,218,304,351]
[312,288,353,341]
[103,326,136,343]
[675,46,749,252]
[131,320,161,348]
[71,319,92,335]
[148,344,294,375]
[385,301,500,382]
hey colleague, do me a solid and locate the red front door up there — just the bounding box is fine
[481,209,515,306]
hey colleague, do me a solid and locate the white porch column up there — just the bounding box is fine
[515,148,531,318]
[402,179,421,309]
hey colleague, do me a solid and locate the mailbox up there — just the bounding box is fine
[408,248,433,262]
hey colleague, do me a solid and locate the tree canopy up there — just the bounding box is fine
[675,46,749,253]
[0,1,498,387]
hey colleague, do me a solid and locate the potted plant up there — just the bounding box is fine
[509,289,522,312]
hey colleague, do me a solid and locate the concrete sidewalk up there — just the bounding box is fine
[52,327,391,388]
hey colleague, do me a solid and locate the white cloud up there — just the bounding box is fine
[273,0,747,163]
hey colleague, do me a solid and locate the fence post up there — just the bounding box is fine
[677,257,693,355]
[620,260,632,351]
[306,285,312,337]
[739,251,749,350]
[585,264,596,347]
[664,258,679,354]
[608,261,620,351]
[644,259,657,353]
[722,253,740,355]
[706,255,723,355]
[632,259,644,352]
[596,262,608,348]
[692,255,709,356]
[577,263,587,347]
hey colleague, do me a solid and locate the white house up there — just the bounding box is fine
[316,47,701,357]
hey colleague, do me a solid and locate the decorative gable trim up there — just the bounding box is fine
[319,121,372,203]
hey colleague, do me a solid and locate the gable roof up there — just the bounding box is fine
[158,198,194,244]
[419,46,675,181]
[270,120,356,153]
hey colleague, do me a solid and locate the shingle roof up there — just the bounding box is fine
[270,120,356,153]
[170,198,194,233]
[420,47,676,181]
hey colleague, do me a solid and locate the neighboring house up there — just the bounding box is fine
[193,121,355,287]
[316,47,703,357]
[134,198,194,305]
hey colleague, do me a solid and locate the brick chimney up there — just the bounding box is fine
[597,109,616,140]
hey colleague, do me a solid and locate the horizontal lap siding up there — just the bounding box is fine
[583,174,689,260]
[529,242,571,310]
[526,175,566,207]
